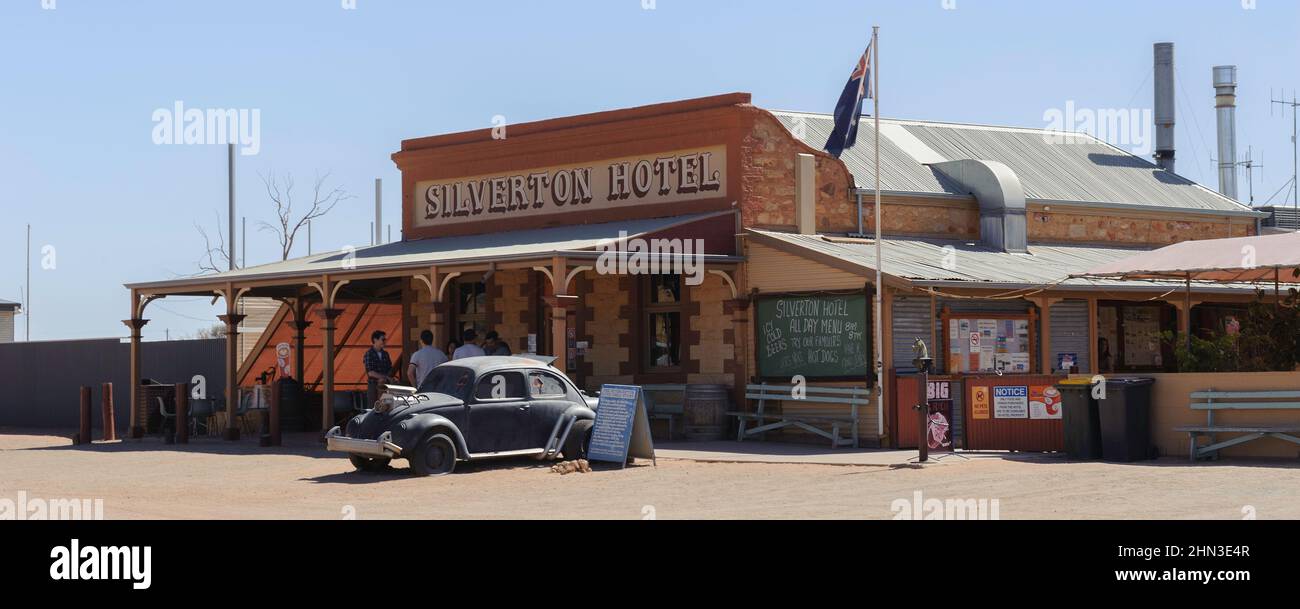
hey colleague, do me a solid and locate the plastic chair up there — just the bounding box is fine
[156,396,176,439]
[188,398,217,436]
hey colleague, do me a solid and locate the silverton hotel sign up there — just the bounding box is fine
[416,146,726,227]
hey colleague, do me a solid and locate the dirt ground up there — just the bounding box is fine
[2,429,1297,520]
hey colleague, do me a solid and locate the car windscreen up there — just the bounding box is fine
[418,366,474,401]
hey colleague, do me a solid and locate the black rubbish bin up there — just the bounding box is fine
[1099,378,1156,462]
[1057,379,1102,460]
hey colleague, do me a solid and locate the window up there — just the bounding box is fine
[528,371,568,398]
[419,366,474,401]
[474,371,526,400]
[454,278,488,340]
[1097,302,1176,373]
[643,275,682,371]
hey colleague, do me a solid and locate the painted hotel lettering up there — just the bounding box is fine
[417,147,726,226]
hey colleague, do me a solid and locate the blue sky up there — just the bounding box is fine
[1,0,1297,341]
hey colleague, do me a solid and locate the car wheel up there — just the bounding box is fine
[349,454,391,472]
[409,433,457,477]
[562,419,594,460]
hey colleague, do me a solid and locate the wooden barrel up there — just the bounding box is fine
[684,384,730,441]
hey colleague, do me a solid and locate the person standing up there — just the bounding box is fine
[452,328,486,360]
[407,329,448,389]
[483,330,512,356]
[364,330,396,409]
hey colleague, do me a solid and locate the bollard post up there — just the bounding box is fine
[101,382,116,442]
[175,383,189,445]
[269,380,281,447]
[78,387,92,445]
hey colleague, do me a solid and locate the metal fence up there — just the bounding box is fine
[0,338,225,429]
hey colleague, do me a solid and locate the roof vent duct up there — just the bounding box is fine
[1213,65,1239,200]
[932,159,1028,253]
[1154,43,1177,174]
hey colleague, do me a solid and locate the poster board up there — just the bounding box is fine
[587,384,656,467]
[925,380,954,452]
[943,309,1037,375]
[754,293,871,380]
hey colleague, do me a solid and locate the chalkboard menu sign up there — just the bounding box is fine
[755,293,871,380]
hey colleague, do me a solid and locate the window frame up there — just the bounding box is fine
[641,274,684,374]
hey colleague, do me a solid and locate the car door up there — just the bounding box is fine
[467,371,530,454]
[525,369,579,449]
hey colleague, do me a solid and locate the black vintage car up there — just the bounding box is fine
[326,356,597,476]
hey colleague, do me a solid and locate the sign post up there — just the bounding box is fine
[587,385,656,468]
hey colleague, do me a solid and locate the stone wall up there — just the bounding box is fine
[581,271,633,391]
[490,269,533,354]
[1027,208,1254,244]
[687,272,735,386]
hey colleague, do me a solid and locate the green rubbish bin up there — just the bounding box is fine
[1099,378,1156,462]
[1056,379,1102,460]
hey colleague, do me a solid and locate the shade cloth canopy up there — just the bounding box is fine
[1076,231,1300,283]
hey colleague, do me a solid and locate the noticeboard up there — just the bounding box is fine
[755,293,871,380]
[587,384,656,467]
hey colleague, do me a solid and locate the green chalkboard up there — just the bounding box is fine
[755,293,871,380]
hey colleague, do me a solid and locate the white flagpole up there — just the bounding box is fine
[872,26,885,442]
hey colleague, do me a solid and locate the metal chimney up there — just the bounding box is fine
[1214,65,1239,200]
[1153,43,1176,173]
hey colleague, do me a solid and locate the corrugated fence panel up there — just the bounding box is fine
[962,374,1065,452]
[0,339,224,429]
[1050,299,1091,374]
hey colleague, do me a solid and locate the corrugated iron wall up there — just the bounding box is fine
[1050,299,1091,374]
[962,374,1065,452]
[0,338,225,429]
[891,296,933,373]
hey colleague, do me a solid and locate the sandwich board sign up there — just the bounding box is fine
[587,384,656,467]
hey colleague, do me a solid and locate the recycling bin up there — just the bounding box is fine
[1098,378,1156,462]
[1056,379,1102,460]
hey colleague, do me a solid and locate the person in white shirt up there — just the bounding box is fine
[406,330,448,389]
[452,329,486,360]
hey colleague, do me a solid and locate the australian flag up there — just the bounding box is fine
[824,43,873,159]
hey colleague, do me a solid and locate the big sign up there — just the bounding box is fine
[414,146,727,228]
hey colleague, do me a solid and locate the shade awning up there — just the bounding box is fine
[126,211,739,294]
[1076,231,1300,282]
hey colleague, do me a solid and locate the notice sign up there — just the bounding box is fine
[971,386,991,420]
[993,385,1029,419]
[587,384,656,468]
[1030,385,1063,420]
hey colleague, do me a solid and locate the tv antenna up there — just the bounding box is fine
[1271,89,1299,208]
[1239,146,1264,206]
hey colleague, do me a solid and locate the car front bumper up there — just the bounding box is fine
[325,426,403,458]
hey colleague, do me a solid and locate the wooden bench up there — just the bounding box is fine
[641,384,686,442]
[1174,390,1300,461]
[729,383,871,448]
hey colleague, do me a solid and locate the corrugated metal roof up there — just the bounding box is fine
[773,112,966,195]
[127,213,730,291]
[749,229,1280,294]
[770,111,1255,215]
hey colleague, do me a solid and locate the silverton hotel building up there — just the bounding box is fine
[126,93,1264,448]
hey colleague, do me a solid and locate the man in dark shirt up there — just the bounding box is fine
[364,330,395,408]
[484,330,512,356]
